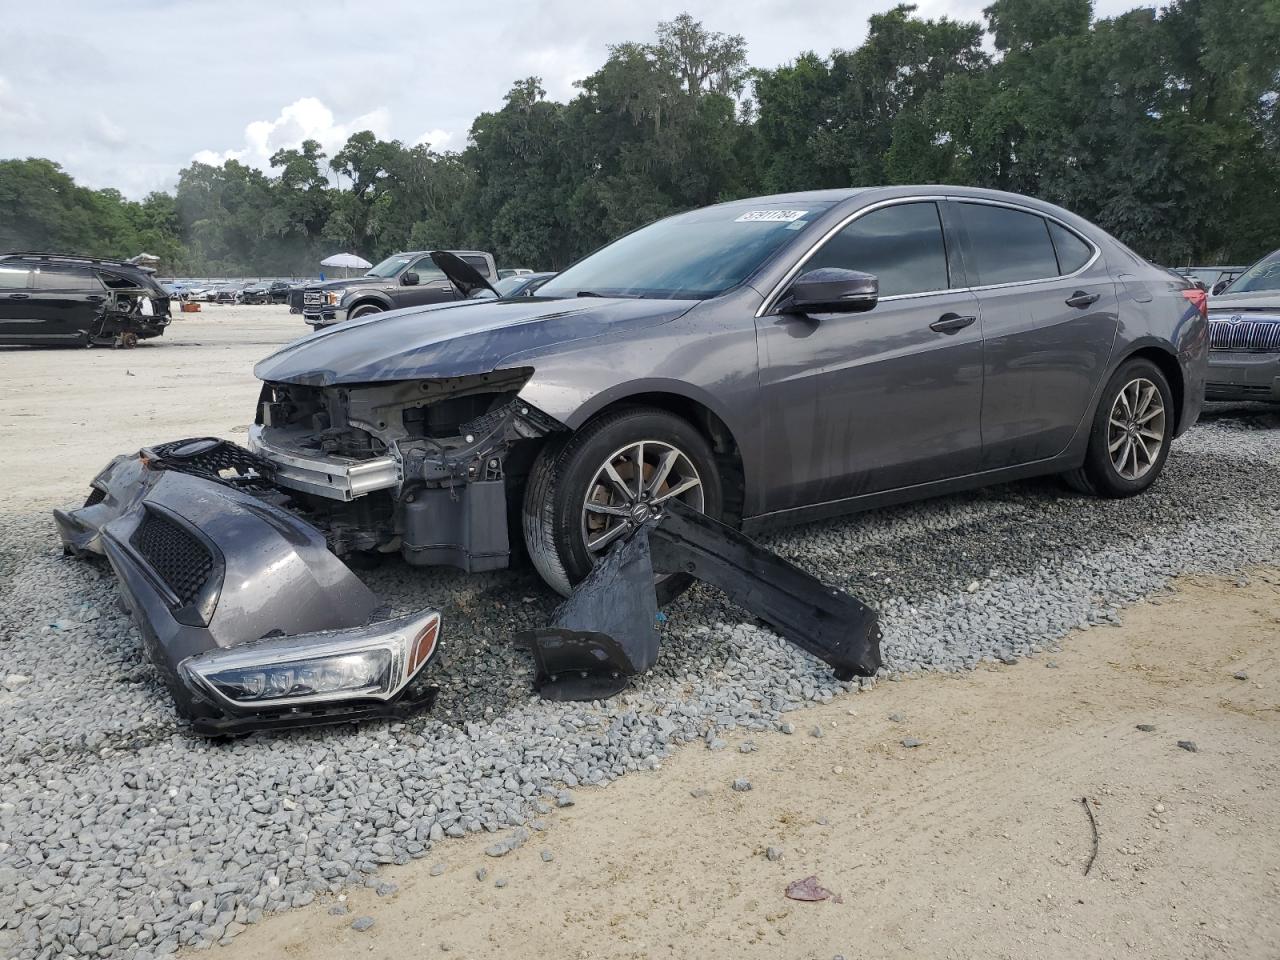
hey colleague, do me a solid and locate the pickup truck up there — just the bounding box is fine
[301,250,497,328]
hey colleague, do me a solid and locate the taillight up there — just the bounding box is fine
[1181,288,1208,321]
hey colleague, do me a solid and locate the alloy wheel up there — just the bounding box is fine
[1107,377,1166,481]
[580,440,704,554]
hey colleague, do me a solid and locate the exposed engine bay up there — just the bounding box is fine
[249,370,561,569]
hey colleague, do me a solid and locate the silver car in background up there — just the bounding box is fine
[1206,248,1280,403]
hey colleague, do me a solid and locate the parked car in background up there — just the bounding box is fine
[239,282,271,304]
[0,253,171,347]
[1180,265,1246,295]
[497,268,534,279]
[269,280,293,304]
[1205,248,1280,403]
[300,250,497,327]
[492,271,556,298]
[214,284,242,304]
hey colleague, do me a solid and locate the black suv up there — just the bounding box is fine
[301,250,497,328]
[0,253,172,348]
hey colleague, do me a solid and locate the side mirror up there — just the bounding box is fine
[1211,279,1228,295]
[401,272,420,286]
[780,268,879,315]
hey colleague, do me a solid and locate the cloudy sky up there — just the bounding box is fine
[0,0,1139,198]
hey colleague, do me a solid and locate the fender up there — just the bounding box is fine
[345,292,395,313]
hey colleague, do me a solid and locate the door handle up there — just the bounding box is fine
[930,313,976,334]
[1065,290,1100,308]
[7,293,30,300]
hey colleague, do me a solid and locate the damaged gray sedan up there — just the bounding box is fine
[55,185,1205,733]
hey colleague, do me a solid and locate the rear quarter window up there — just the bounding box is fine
[462,255,493,278]
[1047,222,1094,274]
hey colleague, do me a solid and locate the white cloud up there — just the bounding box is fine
[192,97,391,171]
[0,75,35,131]
[412,128,455,152]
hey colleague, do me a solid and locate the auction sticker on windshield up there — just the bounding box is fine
[735,209,808,222]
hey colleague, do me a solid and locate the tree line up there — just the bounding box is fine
[1,0,1276,275]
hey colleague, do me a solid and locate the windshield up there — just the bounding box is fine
[365,254,413,278]
[537,203,832,300]
[1221,250,1280,295]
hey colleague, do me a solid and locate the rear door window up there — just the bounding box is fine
[958,203,1060,285]
[36,264,98,290]
[804,201,951,297]
[0,264,32,289]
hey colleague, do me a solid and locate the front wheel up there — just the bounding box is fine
[1065,358,1174,497]
[523,406,722,603]
[348,303,384,320]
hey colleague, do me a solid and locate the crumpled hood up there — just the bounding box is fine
[255,296,696,387]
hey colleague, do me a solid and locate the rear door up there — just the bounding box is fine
[0,262,37,339]
[34,264,107,341]
[950,200,1119,468]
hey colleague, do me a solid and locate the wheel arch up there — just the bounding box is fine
[572,387,747,524]
[347,294,392,315]
[1111,342,1186,433]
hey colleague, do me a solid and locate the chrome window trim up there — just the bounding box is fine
[756,194,1101,318]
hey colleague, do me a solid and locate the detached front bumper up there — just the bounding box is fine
[53,447,441,735]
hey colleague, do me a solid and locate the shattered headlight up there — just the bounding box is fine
[181,609,440,710]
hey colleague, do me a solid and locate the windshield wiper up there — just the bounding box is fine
[576,290,606,298]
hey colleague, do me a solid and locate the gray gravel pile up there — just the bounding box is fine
[1,405,1277,958]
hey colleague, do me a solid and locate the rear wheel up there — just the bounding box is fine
[523,406,722,603]
[1064,358,1174,497]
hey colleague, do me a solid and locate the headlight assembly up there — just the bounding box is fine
[180,608,440,711]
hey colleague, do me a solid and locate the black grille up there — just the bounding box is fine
[147,437,275,492]
[131,511,214,607]
[1208,316,1280,352]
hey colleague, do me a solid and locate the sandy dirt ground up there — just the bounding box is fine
[206,570,1280,960]
[0,305,302,510]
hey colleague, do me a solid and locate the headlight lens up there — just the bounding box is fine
[324,289,349,306]
[181,609,440,710]
[206,649,392,703]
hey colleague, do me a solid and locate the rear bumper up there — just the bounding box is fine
[1206,351,1280,402]
[53,451,440,734]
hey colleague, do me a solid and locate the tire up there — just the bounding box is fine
[348,303,384,320]
[1065,358,1174,497]
[523,406,722,603]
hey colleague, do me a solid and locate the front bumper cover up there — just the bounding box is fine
[56,438,883,734]
[53,443,441,735]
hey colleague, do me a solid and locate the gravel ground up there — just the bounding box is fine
[1,385,1277,958]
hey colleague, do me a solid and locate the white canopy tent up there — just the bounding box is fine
[320,252,373,278]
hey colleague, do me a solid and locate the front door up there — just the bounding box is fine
[756,200,985,513]
[950,201,1119,468]
[400,256,459,308]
